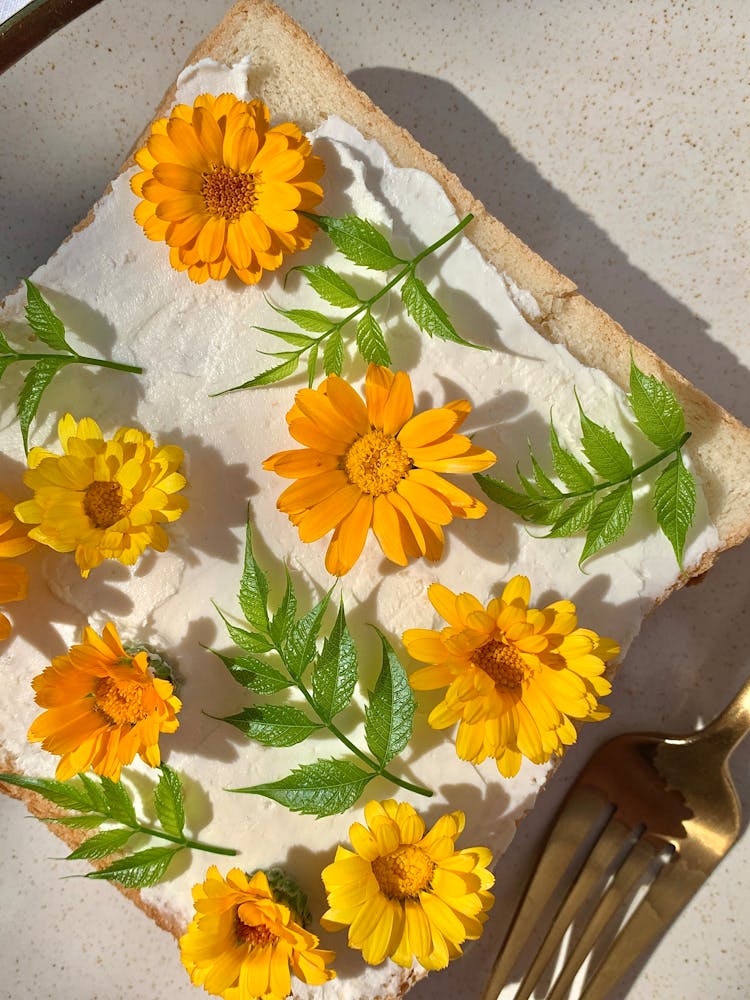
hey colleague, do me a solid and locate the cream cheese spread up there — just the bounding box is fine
[0,58,718,999]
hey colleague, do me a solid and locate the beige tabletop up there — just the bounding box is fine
[1,1,749,998]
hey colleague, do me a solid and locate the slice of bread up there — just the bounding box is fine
[1,2,749,999]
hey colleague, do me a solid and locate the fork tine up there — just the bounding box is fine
[513,814,633,1000]
[481,787,611,1000]
[578,852,710,1000]
[546,836,658,1000]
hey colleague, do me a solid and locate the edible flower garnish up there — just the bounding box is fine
[15,413,188,578]
[131,93,324,284]
[179,866,335,999]
[0,492,34,640]
[404,577,618,777]
[321,799,494,970]
[27,622,181,781]
[263,363,496,576]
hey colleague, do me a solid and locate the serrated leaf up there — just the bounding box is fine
[323,329,344,376]
[46,814,105,831]
[356,311,391,366]
[545,495,597,538]
[306,341,319,388]
[18,355,69,453]
[66,827,134,862]
[221,704,323,747]
[312,602,358,721]
[238,520,271,632]
[215,609,273,655]
[269,567,298,645]
[474,474,565,525]
[220,355,300,391]
[294,264,361,309]
[0,356,16,378]
[580,482,634,564]
[653,452,696,567]
[401,273,476,347]
[365,630,416,767]
[100,777,137,827]
[0,328,14,354]
[153,765,185,839]
[0,772,94,812]
[314,214,403,271]
[285,590,332,679]
[549,421,595,492]
[530,453,563,498]
[211,649,290,694]
[233,758,372,817]
[270,305,334,334]
[86,846,180,888]
[76,772,108,813]
[628,360,686,449]
[255,327,316,348]
[23,280,70,351]
[577,402,633,481]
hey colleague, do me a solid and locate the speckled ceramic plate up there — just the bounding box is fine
[1,2,749,998]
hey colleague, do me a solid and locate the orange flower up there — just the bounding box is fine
[0,492,34,641]
[28,622,181,781]
[131,93,324,284]
[263,364,496,575]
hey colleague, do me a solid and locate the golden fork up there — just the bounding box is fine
[481,675,750,1000]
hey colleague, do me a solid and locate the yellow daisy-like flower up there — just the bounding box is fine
[27,622,181,781]
[14,413,188,578]
[0,492,34,641]
[321,799,494,971]
[179,867,335,1000]
[263,364,496,576]
[131,93,324,284]
[404,577,619,778]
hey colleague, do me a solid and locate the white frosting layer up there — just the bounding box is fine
[0,58,718,998]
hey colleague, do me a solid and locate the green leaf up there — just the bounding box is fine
[323,328,344,376]
[100,777,137,827]
[0,772,94,813]
[153,765,185,839]
[23,280,70,351]
[270,304,333,334]
[549,421,595,492]
[0,328,14,354]
[312,602,358,721]
[46,814,105,831]
[653,452,696,567]
[255,327,316,349]
[18,355,69,453]
[215,609,273,655]
[314,214,403,271]
[220,355,300,391]
[356,311,391,366]
[211,649,290,694]
[364,630,416,767]
[628,359,685,449]
[306,341,319,388]
[66,827,134,862]
[530,452,563,498]
[86,846,180,888]
[238,520,271,632]
[285,590,332,679]
[577,400,633,481]
[580,482,634,564]
[294,264,361,309]
[474,474,565,525]
[401,274,476,347]
[0,356,17,378]
[269,567,298,646]
[77,773,109,813]
[545,495,597,538]
[233,758,372,817]
[221,704,323,747]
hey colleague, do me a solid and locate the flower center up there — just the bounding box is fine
[83,481,130,529]
[474,638,529,690]
[344,430,412,496]
[235,914,278,949]
[202,166,257,219]
[371,844,435,900]
[94,677,148,727]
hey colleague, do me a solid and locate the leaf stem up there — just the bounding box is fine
[131,823,237,856]
[2,350,142,374]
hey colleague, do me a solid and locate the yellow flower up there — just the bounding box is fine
[263,364,496,576]
[131,93,324,284]
[27,622,181,781]
[179,867,335,1000]
[0,492,34,640]
[14,413,188,578]
[321,799,494,971]
[404,577,619,777]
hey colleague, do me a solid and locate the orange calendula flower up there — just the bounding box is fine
[15,413,188,578]
[27,622,181,781]
[263,364,496,576]
[131,93,324,284]
[321,799,494,970]
[179,866,335,1000]
[404,577,619,777]
[0,492,34,640]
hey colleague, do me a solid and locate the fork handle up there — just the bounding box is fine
[694,674,750,758]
